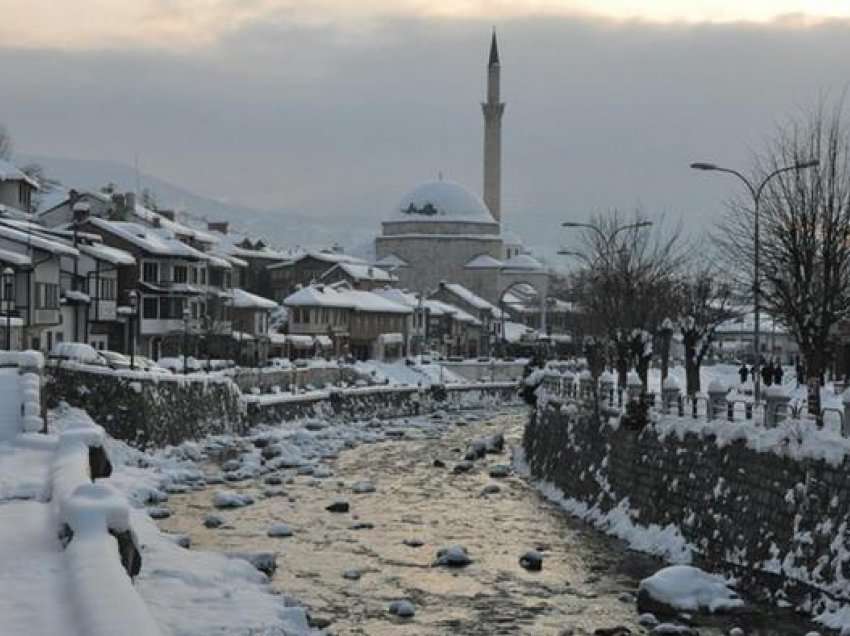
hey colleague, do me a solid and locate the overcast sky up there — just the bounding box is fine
[2,1,850,254]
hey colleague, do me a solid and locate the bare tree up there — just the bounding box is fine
[567,209,687,387]
[676,267,739,395]
[717,102,850,416]
[0,124,13,160]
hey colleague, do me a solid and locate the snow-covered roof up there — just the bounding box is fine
[130,204,219,246]
[425,299,482,326]
[501,253,544,271]
[230,288,278,311]
[0,247,32,266]
[0,224,79,257]
[269,250,367,271]
[86,217,208,260]
[438,282,500,317]
[390,180,495,224]
[465,254,503,269]
[228,244,292,261]
[322,262,398,283]
[374,253,408,268]
[284,285,412,314]
[77,242,135,266]
[0,159,38,188]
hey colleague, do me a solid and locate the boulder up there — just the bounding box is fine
[213,491,254,509]
[519,550,543,571]
[488,464,511,479]
[388,600,416,618]
[481,484,501,496]
[342,569,362,580]
[433,545,472,568]
[452,461,474,474]
[352,480,376,494]
[326,500,350,513]
[264,474,283,486]
[267,523,294,538]
[147,506,172,520]
[203,514,224,528]
[432,458,446,468]
[403,538,424,548]
[229,552,277,576]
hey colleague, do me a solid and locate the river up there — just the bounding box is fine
[158,407,821,635]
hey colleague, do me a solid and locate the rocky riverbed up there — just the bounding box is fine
[157,407,822,635]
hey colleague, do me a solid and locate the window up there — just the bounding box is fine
[160,297,185,320]
[200,269,207,285]
[143,262,159,283]
[191,302,199,320]
[191,268,198,284]
[223,271,231,289]
[99,278,116,300]
[143,297,158,319]
[35,283,59,309]
[173,266,188,284]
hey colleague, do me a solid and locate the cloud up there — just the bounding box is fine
[2,12,850,259]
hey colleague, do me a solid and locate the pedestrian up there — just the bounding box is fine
[796,361,804,387]
[738,363,749,385]
[761,361,773,387]
[773,363,783,386]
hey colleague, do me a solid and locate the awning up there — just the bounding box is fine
[379,332,404,345]
[314,335,333,348]
[287,335,314,349]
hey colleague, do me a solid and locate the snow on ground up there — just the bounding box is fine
[638,565,744,613]
[354,360,468,386]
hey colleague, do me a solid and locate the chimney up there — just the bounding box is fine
[207,221,229,234]
[151,216,161,228]
[157,209,175,222]
[124,192,136,214]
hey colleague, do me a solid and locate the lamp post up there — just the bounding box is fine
[659,317,675,384]
[182,306,191,375]
[2,267,13,351]
[128,290,138,370]
[690,158,819,402]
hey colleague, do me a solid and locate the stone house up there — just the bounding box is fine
[429,281,501,355]
[319,262,398,291]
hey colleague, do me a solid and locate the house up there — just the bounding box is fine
[77,217,214,360]
[0,159,38,218]
[319,262,398,291]
[228,288,278,366]
[268,250,368,303]
[215,234,290,299]
[429,281,501,355]
[283,284,411,360]
[376,287,484,358]
[0,219,79,351]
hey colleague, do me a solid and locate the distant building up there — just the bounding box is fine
[0,159,38,217]
[268,250,368,302]
[319,262,398,291]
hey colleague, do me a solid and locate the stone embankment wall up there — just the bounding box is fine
[440,361,526,383]
[228,366,360,394]
[523,398,850,616]
[47,361,520,448]
[244,382,520,426]
[46,364,246,448]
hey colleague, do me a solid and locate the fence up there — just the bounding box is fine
[540,371,850,434]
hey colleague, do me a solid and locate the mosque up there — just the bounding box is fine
[374,32,550,328]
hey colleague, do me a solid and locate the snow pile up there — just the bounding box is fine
[639,565,744,613]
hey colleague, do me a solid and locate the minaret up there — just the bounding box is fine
[482,29,505,223]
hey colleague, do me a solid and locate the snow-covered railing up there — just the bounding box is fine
[540,370,849,433]
[51,409,161,636]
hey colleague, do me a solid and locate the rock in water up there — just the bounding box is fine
[229,552,277,576]
[388,600,416,618]
[433,545,472,568]
[593,628,631,636]
[488,464,511,478]
[203,514,224,529]
[638,613,659,628]
[403,538,424,548]
[519,550,543,571]
[651,625,698,636]
[147,506,171,520]
[173,534,191,549]
[481,484,501,496]
[264,474,283,485]
[326,500,350,513]
[432,458,446,468]
[342,569,362,580]
[452,461,474,474]
[212,490,254,509]
[267,523,294,538]
[352,480,376,494]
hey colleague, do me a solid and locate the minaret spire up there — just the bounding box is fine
[482,29,504,223]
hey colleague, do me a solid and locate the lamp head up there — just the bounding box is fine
[690,162,717,171]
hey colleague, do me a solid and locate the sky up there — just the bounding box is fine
[2,1,850,256]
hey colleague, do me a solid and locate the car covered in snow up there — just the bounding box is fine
[98,350,131,370]
[48,342,107,367]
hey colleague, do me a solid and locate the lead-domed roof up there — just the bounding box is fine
[391,181,495,223]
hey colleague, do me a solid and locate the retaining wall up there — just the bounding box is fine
[523,397,850,616]
[45,363,246,449]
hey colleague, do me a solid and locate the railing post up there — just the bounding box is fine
[727,401,734,422]
[692,397,698,419]
[677,394,684,417]
[842,388,850,437]
[745,402,753,420]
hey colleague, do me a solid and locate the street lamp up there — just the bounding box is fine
[182,306,191,375]
[2,267,14,351]
[690,158,819,402]
[128,290,138,370]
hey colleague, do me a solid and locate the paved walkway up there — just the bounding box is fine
[0,367,20,441]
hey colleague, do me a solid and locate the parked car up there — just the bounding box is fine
[49,342,106,366]
[99,350,131,370]
[133,355,171,374]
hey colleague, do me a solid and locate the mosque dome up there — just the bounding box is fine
[391,181,495,223]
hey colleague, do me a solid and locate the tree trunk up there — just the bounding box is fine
[637,356,650,391]
[616,355,628,388]
[685,341,700,396]
[805,348,824,420]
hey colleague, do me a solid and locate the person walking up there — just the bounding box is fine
[738,363,749,385]
[761,361,773,387]
[773,361,783,386]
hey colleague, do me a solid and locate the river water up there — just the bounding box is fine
[158,407,820,635]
